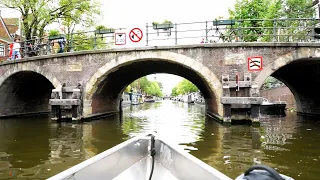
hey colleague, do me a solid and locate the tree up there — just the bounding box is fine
[61,0,102,41]
[71,25,110,51]
[171,79,199,96]
[228,0,315,42]
[228,0,268,42]
[126,76,163,97]
[0,0,102,40]
[171,86,178,96]
[261,76,284,90]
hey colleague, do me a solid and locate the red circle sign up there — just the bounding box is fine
[129,28,143,42]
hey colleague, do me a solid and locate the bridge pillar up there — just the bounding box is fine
[50,89,61,121]
[220,72,262,125]
[49,83,83,122]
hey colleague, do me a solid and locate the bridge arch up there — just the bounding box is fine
[0,63,62,89]
[84,51,223,117]
[253,47,320,116]
[0,63,62,117]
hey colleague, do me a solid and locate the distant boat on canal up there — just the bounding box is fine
[172,91,203,104]
[122,92,161,106]
[144,95,155,102]
[260,98,286,116]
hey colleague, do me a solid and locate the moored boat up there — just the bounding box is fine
[260,98,286,116]
[145,95,155,102]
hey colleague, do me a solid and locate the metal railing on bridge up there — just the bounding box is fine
[4,18,320,61]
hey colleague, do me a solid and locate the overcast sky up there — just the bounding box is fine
[0,0,236,95]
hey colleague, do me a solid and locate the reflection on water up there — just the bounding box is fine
[122,101,206,151]
[0,100,319,179]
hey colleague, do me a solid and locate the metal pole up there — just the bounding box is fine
[24,41,27,58]
[237,20,242,42]
[312,18,316,42]
[273,19,277,42]
[175,23,178,45]
[146,23,149,46]
[205,21,208,43]
[70,33,74,52]
[93,33,97,50]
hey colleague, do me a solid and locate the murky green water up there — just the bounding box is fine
[0,100,319,179]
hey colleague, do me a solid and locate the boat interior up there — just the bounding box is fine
[47,133,231,180]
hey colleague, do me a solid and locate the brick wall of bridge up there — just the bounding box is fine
[0,43,318,118]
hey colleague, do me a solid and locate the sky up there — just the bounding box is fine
[0,0,236,95]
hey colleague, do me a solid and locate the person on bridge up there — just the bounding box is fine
[9,43,13,60]
[57,38,66,53]
[11,38,21,60]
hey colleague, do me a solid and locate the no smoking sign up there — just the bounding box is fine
[129,28,143,42]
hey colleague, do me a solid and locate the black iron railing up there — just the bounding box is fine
[5,18,320,61]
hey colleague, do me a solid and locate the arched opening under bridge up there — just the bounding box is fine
[84,57,223,118]
[0,71,55,117]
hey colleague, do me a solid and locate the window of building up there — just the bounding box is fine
[0,43,5,56]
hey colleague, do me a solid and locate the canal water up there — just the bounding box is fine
[0,100,319,179]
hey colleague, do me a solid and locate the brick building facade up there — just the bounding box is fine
[0,15,21,62]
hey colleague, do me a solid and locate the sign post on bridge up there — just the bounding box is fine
[248,56,263,71]
[115,33,126,45]
[129,28,143,43]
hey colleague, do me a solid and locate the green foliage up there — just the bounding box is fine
[171,79,199,96]
[228,0,315,42]
[127,76,163,97]
[152,20,173,25]
[95,25,114,31]
[171,86,178,96]
[71,31,107,51]
[61,0,102,49]
[0,0,102,40]
[261,76,284,90]
[49,30,60,36]
[125,85,131,93]
[71,32,94,51]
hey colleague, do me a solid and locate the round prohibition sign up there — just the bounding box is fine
[129,28,143,42]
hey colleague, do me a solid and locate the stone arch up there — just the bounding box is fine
[84,50,223,116]
[0,62,62,117]
[253,47,320,89]
[253,47,320,115]
[0,62,62,89]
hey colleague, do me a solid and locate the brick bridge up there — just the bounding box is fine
[0,43,319,123]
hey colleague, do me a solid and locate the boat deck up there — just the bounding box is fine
[48,133,231,180]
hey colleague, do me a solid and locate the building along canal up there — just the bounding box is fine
[0,100,319,179]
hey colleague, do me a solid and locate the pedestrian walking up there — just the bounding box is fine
[11,38,21,60]
[57,38,66,53]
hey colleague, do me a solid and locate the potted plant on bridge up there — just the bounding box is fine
[152,20,174,30]
[94,25,115,34]
[48,29,66,40]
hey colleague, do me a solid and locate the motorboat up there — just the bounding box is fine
[145,95,155,103]
[47,132,293,180]
[260,98,286,116]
